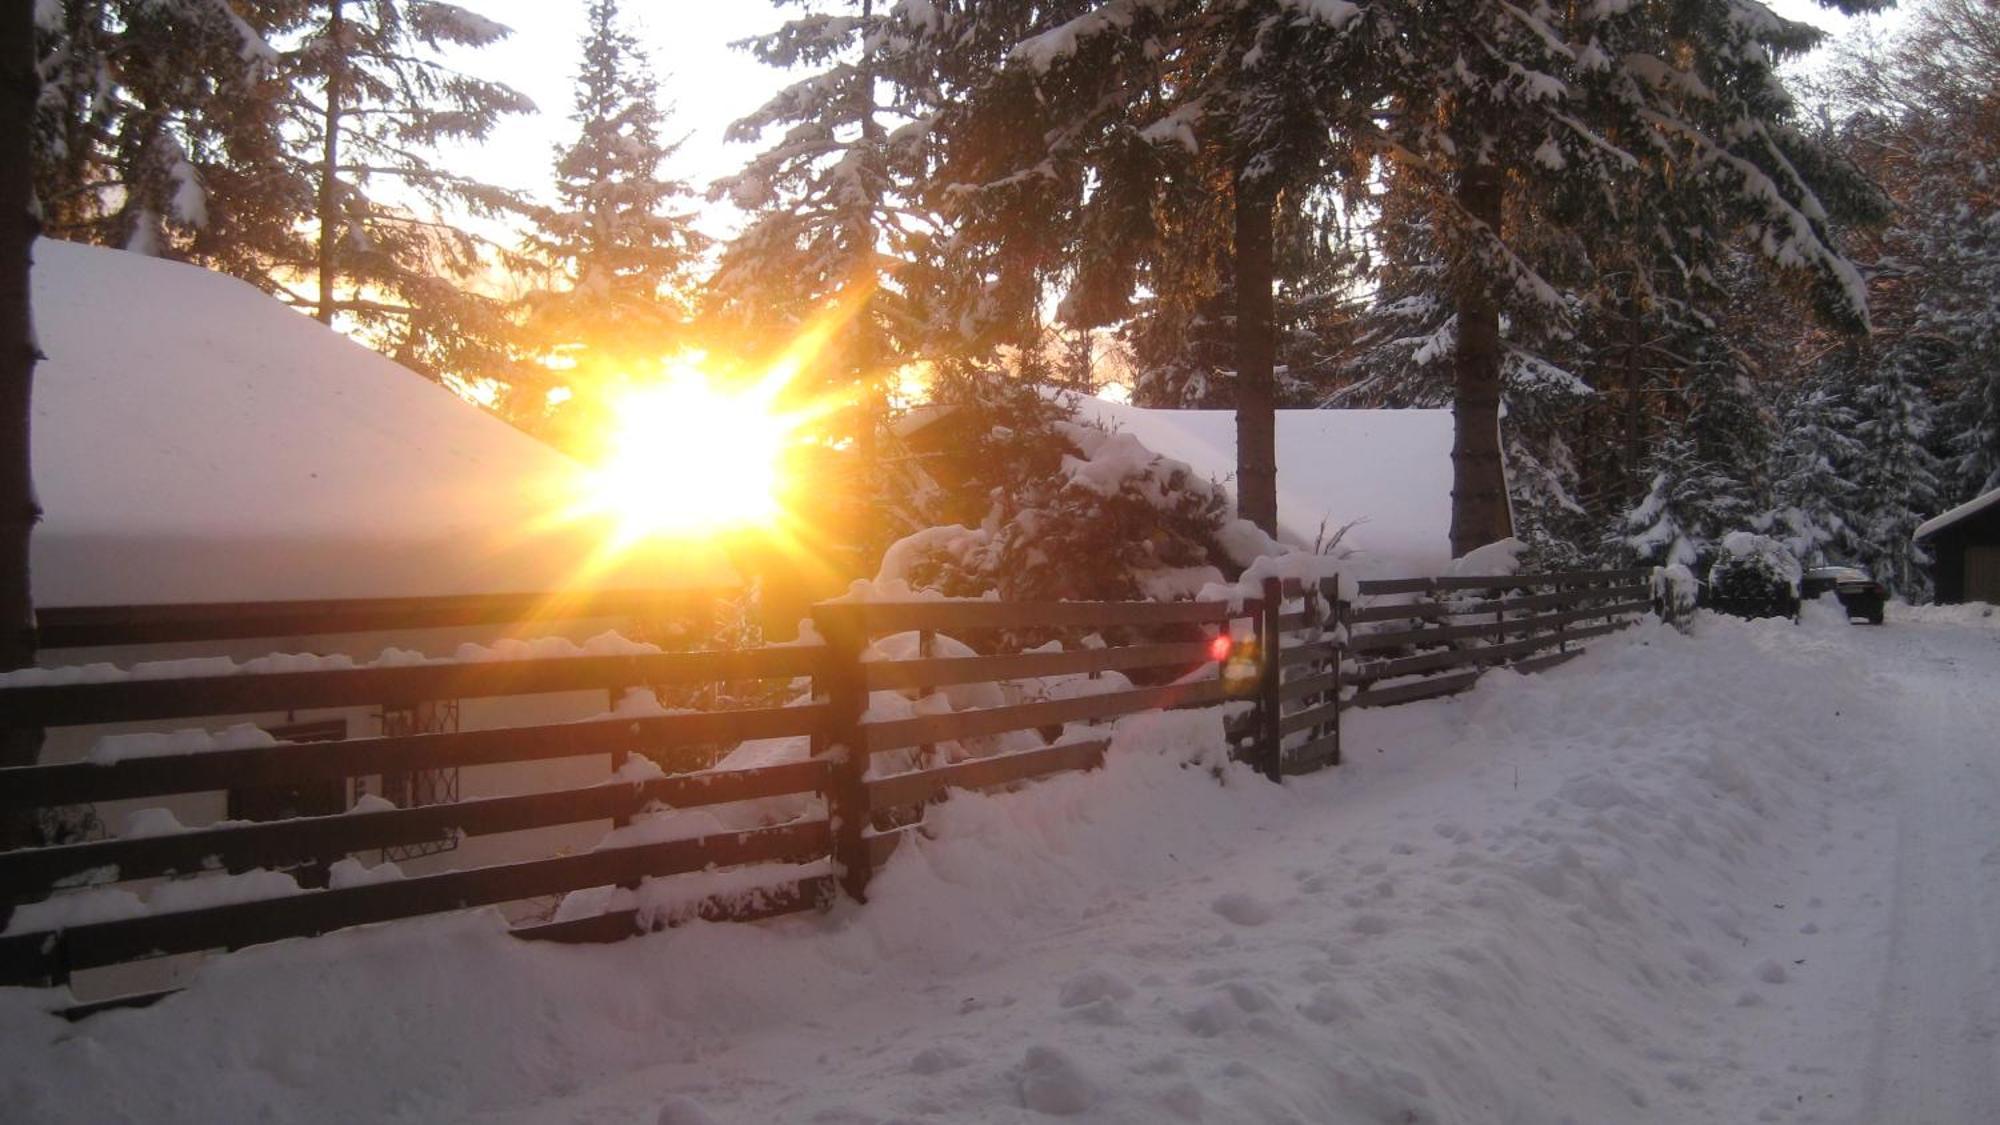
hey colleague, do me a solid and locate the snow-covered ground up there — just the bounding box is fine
[6,603,1999,1124]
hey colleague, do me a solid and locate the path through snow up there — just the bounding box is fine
[4,606,1999,1124]
[1851,620,2000,1121]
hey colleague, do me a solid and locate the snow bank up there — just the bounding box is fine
[0,612,1921,1123]
[29,239,732,605]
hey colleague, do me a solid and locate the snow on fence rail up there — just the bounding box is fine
[0,569,1651,1007]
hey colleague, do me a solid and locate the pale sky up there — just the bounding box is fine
[441,1,782,241]
[444,0,1893,242]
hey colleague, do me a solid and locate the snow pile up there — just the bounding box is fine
[5,608,1963,1122]
[1709,530,1803,602]
[1443,535,1526,577]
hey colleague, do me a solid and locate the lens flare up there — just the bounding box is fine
[579,362,790,541]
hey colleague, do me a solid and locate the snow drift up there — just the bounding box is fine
[28,239,732,606]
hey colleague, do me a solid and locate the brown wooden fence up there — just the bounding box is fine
[0,568,1649,1006]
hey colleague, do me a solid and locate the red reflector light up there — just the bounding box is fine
[1208,634,1234,662]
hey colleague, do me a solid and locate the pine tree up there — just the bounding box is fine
[523,0,707,447]
[1621,429,1710,569]
[284,0,532,379]
[1819,0,1999,503]
[921,0,1378,537]
[1368,0,1883,555]
[713,0,942,569]
[33,1,532,385]
[33,1,297,263]
[3,0,41,779]
[1768,375,1864,566]
[1848,341,1943,597]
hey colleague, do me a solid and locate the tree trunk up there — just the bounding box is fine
[1450,162,1514,557]
[1233,171,1278,539]
[316,0,345,325]
[2,0,44,787]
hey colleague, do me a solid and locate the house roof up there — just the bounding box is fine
[29,239,734,607]
[1914,485,2000,542]
[1071,398,1455,570]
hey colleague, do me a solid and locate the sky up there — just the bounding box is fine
[448,0,1894,243]
[442,1,779,242]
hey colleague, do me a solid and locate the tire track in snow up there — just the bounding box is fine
[1855,623,2000,1124]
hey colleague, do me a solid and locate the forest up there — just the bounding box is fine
[18,0,2000,599]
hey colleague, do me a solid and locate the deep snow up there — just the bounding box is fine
[29,238,732,604]
[6,604,1999,1124]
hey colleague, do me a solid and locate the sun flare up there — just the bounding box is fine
[578,359,794,540]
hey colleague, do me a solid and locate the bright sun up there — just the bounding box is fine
[579,359,793,540]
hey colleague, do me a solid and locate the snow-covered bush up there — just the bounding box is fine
[886,374,1265,606]
[1705,532,1802,621]
[1652,564,1699,631]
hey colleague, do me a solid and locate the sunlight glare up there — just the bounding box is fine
[581,358,790,540]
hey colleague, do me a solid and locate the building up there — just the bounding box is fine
[26,239,735,875]
[1915,486,2000,605]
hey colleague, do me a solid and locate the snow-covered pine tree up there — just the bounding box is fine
[33,1,295,263]
[1620,428,1710,569]
[522,0,707,448]
[1768,374,1864,566]
[1847,340,1944,597]
[713,0,940,569]
[922,0,1378,536]
[284,0,532,379]
[1618,327,1772,571]
[1368,0,1883,555]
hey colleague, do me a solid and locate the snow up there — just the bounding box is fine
[1913,482,2000,540]
[1070,398,1455,570]
[29,239,733,606]
[0,629,663,688]
[10,611,2000,1121]
[87,722,280,765]
[1443,535,1526,577]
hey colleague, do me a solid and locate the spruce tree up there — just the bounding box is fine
[921,0,1378,538]
[714,0,941,568]
[1769,376,1864,566]
[524,0,707,448]
[33,1,298,263]
[283,0,531,379]
[1374,0,1881,550]
[1848,341,1944,597]
[3,0,40,778]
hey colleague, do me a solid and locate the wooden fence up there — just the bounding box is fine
[0,568,1649,1007]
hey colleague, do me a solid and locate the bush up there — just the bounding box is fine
[1705,532,1802,621]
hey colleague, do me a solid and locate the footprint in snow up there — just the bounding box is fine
[1015,1045,1099,1116]
[656,1096,720,1125]
[1350,913,1393,936]
[1300,985,1358,1025]
[1211,892,1274,926]
[1057,968,1135,1009]
[1178,983,1272,1037]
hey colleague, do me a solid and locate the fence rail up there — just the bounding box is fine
[0,570,1655,1001]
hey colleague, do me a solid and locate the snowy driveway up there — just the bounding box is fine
[6,607,2000,1124]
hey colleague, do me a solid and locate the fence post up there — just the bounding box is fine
[1259,576,1284,783]
[1327,575,1344,768]
[811,606,873,903]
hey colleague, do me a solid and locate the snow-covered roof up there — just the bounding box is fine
[1914,485,2000,542]
[1071,398,1455,570]
[29,240,734,607]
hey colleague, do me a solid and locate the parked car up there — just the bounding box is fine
[1802,565,1887,625]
